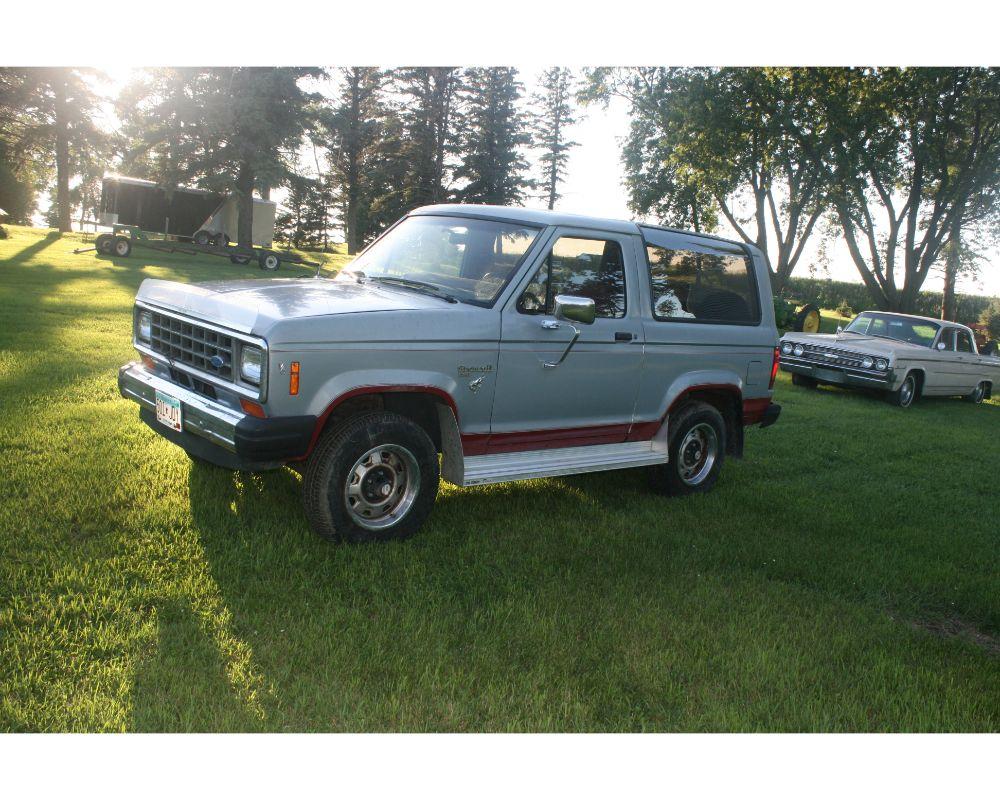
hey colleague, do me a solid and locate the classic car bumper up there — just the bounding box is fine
[779,356,894,389]
[118,362,316,469]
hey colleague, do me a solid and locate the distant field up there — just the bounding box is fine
[1,225,997,732]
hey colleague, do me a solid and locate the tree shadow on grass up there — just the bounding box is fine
[2,230,61,266]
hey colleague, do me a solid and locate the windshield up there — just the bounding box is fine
[844,312,939,347]
[340,215,542,306]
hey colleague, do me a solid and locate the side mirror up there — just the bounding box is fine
[553,294,596,326]
[836,325,844,334]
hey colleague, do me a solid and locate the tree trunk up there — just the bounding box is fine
[53,75,72,233]
[941,224,961,322]
[236,161,255,247]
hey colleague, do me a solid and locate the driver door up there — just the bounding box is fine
[488,228,645,451]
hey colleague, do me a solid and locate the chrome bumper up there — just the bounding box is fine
[118,361,245,452]
[779,356,894,388]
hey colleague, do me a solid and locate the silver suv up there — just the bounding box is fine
[119,205,781,542]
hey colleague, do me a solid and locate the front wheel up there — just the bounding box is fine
[302,411,439,543]
[964,382,987,404]
[648,401,726,496]
[887,372,918,408]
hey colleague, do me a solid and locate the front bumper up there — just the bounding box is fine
[779,357,894,390]
[118,362,316,469]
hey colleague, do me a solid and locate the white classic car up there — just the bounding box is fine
[779,311,1000,408]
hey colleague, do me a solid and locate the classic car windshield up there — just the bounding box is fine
[844,312,939,347]
[340,215,542,306]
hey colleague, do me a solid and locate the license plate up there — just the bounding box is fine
[155,390,182,432]
[813,368,841,382]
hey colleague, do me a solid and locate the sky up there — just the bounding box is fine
[84,67,999,298]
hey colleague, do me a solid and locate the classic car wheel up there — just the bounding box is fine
[887,373,917,408]
[792,372,817,388]
[965,382,987,404]
[303,411,439,543]
[648,401,725,496]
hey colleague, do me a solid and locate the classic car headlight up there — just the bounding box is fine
[861,356,874,369]
[793,344,804,357]
[137,310,152,342]
[240,345,264,385]
[781,342,793,355]
[875,358,888,371]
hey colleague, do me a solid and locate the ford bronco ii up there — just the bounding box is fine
[119,205,781,542]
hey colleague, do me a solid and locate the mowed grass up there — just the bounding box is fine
[0,224,997,732]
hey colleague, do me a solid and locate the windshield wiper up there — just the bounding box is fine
[370,276,459,304]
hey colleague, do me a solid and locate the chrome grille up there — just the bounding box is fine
[797,344,868,369]
[148,311,234,381]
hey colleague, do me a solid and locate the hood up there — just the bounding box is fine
[136,276,447,334]
[780,331,928,358]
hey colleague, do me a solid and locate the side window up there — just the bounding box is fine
[937,329,955,351]
[646,245,759,324]
[518,236,626,319]
[956,330,974,353]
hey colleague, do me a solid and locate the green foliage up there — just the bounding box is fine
[772,295,796,329]
[531,67,578,210]
[454,68,532,205]
[980,299,1000,340]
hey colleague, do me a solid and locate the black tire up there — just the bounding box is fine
[302,411,439,543]
[193,230,212,246]
[95,233,114,255]
[213,232,230,247]
[794,303,822,333]
[792,372,818,388]
[230,254,252,265]
[113,236,132,257]
[648,401,726,496]
[887,372,918,408]
[964,382,987,404]
[259,252,280,271]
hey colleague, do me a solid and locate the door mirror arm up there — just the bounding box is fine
[542,295,597,369]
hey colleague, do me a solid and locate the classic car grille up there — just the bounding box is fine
[149,311,234,381]
[795,344,871,370]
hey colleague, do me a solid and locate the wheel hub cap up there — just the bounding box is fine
[677,423,718,486]
[344,445,420,530]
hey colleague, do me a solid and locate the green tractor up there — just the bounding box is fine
[773,295,822,333]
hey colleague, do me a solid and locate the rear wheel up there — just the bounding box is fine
[648,401,726,496]
[259,252,280,271]
[792,372,818,388]
[302,411,439,543]
[95,233,113,254]
[965,382,987,404]
[113,236,132,257]
[794,303,822,334]
[887,372,918,408]
[193,230,212,246]
[213,232,229,247]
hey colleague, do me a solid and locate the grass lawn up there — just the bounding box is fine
[1,224,998,732]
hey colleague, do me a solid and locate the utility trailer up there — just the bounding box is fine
[77,175,318,271]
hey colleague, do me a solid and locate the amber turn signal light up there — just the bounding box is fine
[240,398,266,418]
[141,354,156,370]
[289,361,300,396]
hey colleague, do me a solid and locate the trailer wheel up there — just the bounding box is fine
[113,236,132,258]
[230,254,252,265]
[214,233,230,247]
[95,234,114,255]
[259,253,280,271]
[193,230,212,246]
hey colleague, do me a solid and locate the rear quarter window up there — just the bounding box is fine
[645,242,760,325]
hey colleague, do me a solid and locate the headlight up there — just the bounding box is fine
[781,342,793,355]
[137,310,152,342]
[861,356,874,369]
[240,345,263,385]
[793,344,804,357]
[875,358,888,371]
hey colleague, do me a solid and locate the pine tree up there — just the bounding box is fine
[394,67,462,208]
[531,68,579,210]
[454,68,531,205]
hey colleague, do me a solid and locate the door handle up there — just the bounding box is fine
[541,320,560,330]
[614,331,634,342]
